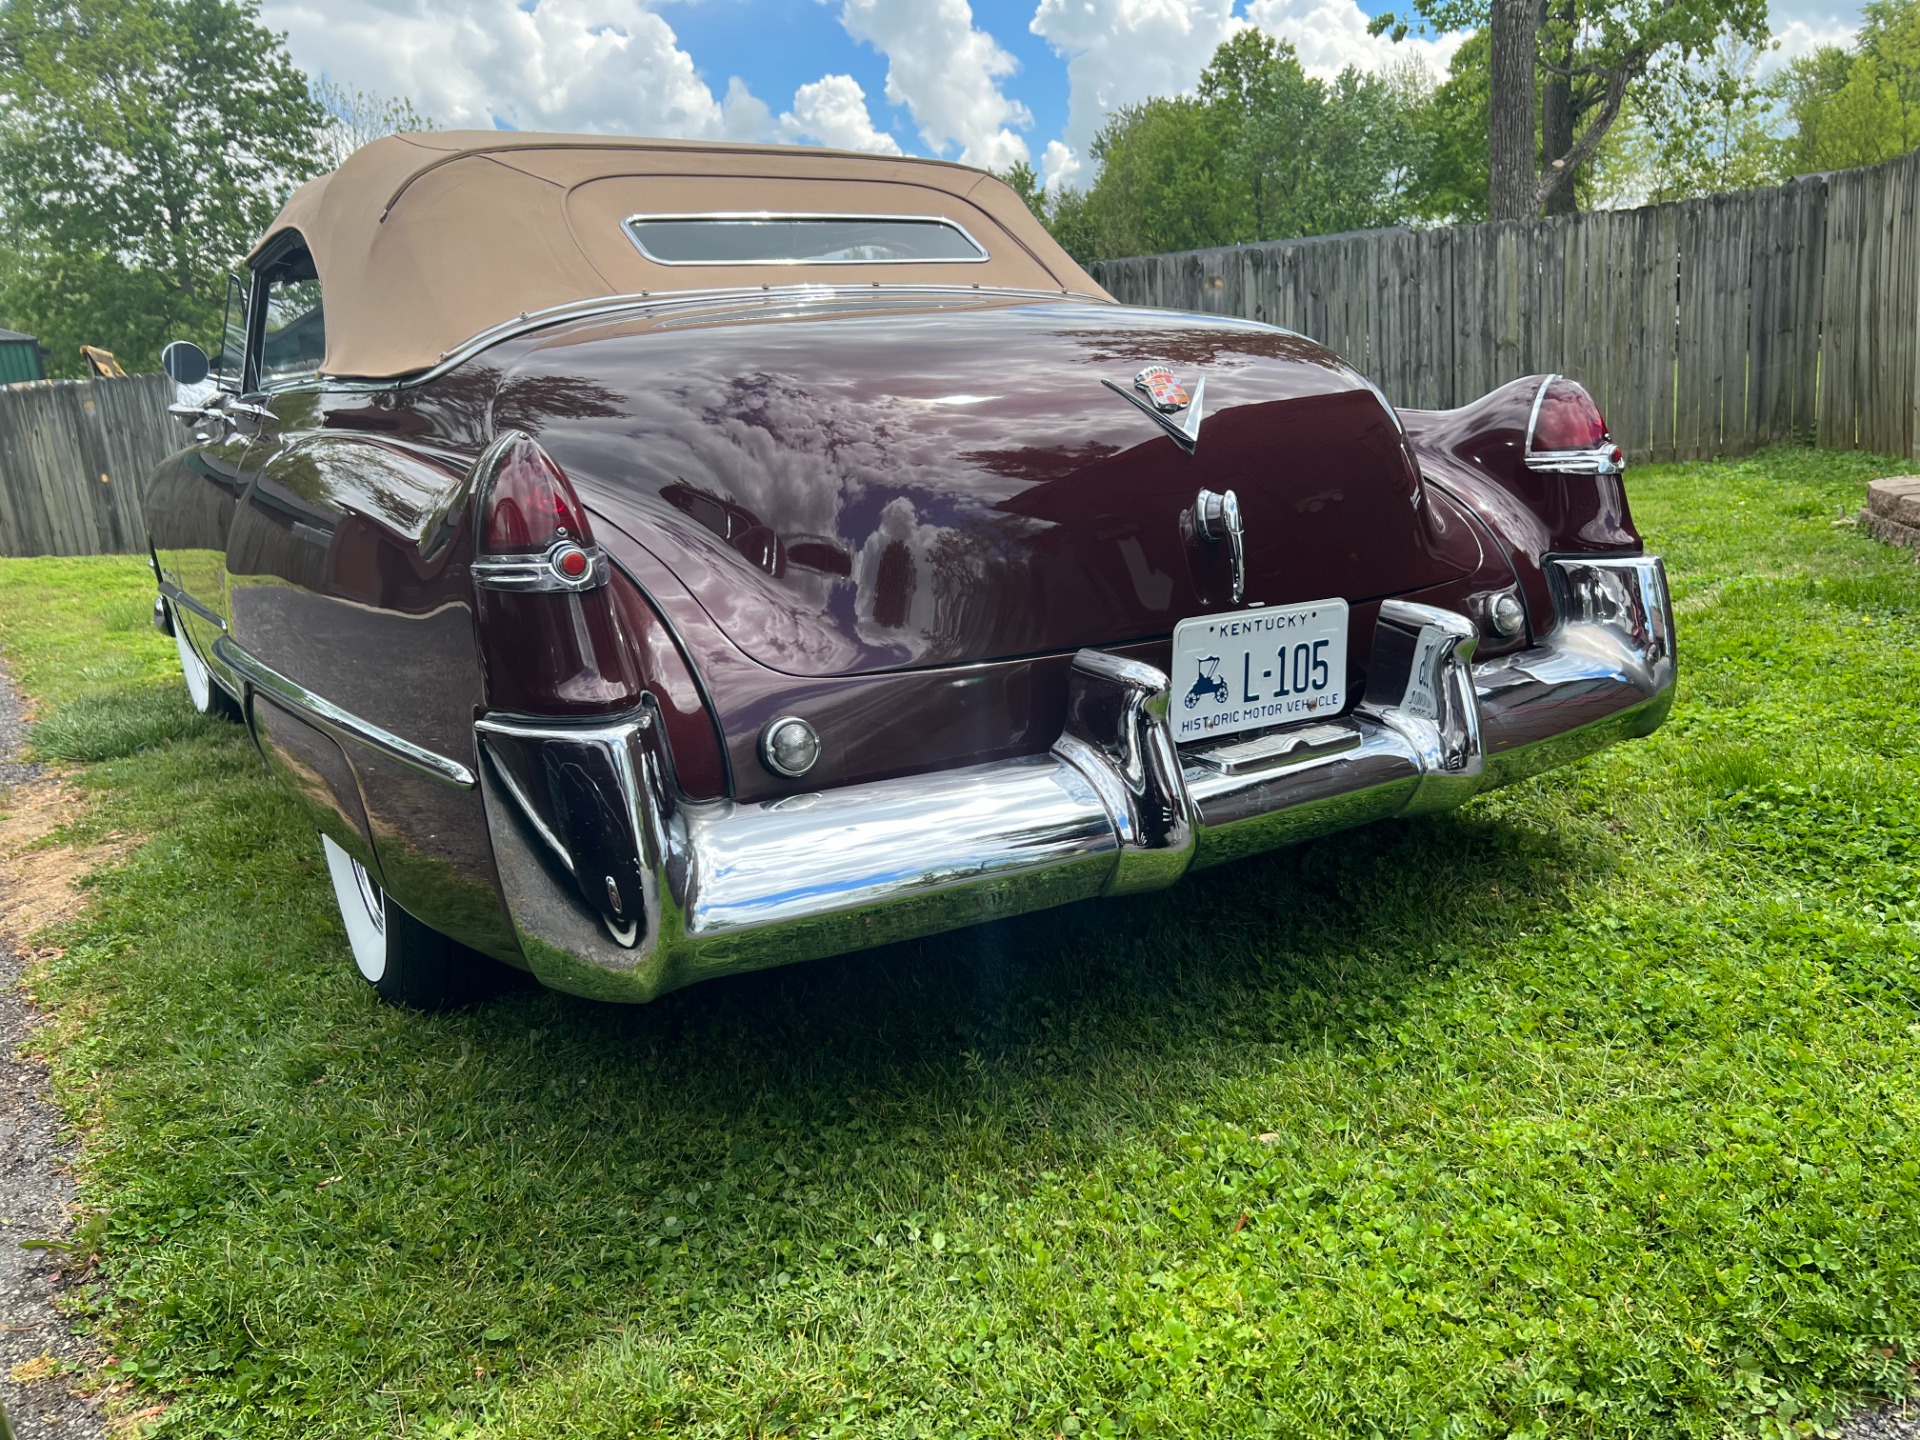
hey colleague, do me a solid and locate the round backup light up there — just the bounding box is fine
[552,543,591,580]
[1491,592,1527,638]
[760,716,821,778]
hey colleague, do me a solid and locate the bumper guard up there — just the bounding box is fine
[476,555,1674,1001]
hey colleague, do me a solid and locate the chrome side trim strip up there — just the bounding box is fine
[158,580,227,632]
[214,637,476,789]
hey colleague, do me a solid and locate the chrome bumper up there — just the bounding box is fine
[477,555,1674,1002]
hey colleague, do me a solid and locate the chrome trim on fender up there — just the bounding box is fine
[1527,446,1625,476]
[214,637,477,789]
[478,554,1676,1003]
[471,541,609,593]
[158,580,227,631]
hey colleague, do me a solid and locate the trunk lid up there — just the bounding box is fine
[501,294,1479,678]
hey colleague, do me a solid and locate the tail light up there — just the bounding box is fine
[470,432,643,715]
[1525,377,1624,475]
[473,435,603,589]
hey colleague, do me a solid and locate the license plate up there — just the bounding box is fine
[1169,599,1349,743]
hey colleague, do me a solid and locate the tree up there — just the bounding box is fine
[313,76,438,171]
[1782,0,1920,172]
[1065,32,1429,260]
[1405,30,1493,222]
[0,0,327,376]
[1377,0,1771,219]
[1592,37,1783,205]
[1083,97,1240,257]
[1200,32,1429,240]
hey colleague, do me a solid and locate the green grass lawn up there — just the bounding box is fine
[2,445,1919,1439]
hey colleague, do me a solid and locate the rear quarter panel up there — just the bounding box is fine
[223,404,523,964]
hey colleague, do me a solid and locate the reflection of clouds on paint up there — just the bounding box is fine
[505,298,1373,676]
[854,496,937,651]
[851,495,1043,663]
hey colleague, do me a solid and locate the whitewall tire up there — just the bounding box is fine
[322,834,390,983]
[172,616,242,722]
[319,834,507,1009]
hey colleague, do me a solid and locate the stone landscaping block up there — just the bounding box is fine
[1867,476,1920,528]
[1862,478,1920,554]
[1862,509,1920,552]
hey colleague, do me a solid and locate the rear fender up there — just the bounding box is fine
[1401,375,1641,635]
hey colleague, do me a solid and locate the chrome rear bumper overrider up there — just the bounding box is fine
[476,555,1675,1002]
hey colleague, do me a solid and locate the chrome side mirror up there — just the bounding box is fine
[160,339,210,385]
[161,339,221,431]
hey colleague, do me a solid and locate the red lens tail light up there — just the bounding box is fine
[470,432,641,716]
[482,436,592,554]
[1533,379,1608,450]
[1526,377,1624,474]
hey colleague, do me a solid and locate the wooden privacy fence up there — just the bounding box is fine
[1090,150,1920,465]
[5,154,1917,558]
[0,374,175,558]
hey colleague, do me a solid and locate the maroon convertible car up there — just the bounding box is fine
[146,133,1674,1008]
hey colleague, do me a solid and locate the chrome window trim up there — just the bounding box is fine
[213,636,476,789]
[620,212,991,267]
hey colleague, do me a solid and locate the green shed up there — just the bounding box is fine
[0,328,47,384]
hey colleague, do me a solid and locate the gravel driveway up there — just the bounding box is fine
[0,657,103,1438]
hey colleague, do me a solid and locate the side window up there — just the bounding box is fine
[256,239,326,388]
[212,273,248,392]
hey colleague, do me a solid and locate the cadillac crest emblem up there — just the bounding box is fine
[1134,365,1190,413]
[1102,362,1207,452]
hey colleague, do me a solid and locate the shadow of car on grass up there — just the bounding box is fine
[431,795,1607,1142]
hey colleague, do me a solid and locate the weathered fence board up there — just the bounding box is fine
[0,374,174,558]
[1093,151,1920,464]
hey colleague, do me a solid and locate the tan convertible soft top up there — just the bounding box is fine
[254,131,1109,380]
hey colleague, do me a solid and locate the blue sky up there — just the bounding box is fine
[659,0,1095,160]
[267,0,1863,189]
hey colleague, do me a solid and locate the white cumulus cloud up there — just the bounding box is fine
[264,0,769,139]
[1040,138,1080,189]
[779,74,904,153]
[838,0,1032,170]
[1243,0,1467,80]
[1028,0,1239,189]
[1764,16,1860,71]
